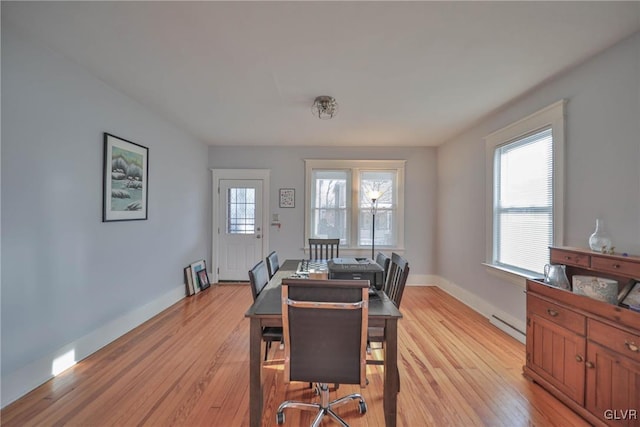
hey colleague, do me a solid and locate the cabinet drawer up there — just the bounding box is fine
[550,248,590,268]
[528,294,586,335]
[591,255,640,278]
[588,319,640,363]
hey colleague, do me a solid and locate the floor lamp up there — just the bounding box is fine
[367,190,382,259]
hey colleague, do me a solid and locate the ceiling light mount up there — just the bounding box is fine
[311,96,338,120]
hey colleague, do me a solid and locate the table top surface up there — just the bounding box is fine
[245,259,402,319]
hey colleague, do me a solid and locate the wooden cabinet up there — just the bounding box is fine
[586,341,640,426]
[524,247,640,427]
[526,296,586,404]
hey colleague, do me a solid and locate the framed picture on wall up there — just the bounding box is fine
[103,133,149,222]
[279,188,295,208]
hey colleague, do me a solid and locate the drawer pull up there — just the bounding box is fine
[547,309,559,317]
[625,341,639,352]
[575,355,583,362]
[585,361,595,369]
[612,263,621,269]
[565,256,571,260]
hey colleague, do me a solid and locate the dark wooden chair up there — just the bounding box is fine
[276,278,369,425]
[385,252,410,308]
[368,253,409,371]
[248,260,283,361]
[375,252,391,290]
[266,250,280,279]
[308,238,340,260]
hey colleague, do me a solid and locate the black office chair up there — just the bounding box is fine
[308,238,340,260]
[266,250,280,279]
[248,260,283,362]
[276,278,369,425]
[375,252,391,290]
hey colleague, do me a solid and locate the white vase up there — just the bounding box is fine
[588,219,612,252]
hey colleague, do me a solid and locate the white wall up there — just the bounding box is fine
[436,32,640,334]
[209,146,437,282]
[1,23,210,406]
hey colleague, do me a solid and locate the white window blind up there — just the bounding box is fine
[493,127,553,275]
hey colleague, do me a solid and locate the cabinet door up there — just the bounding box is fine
[527,313,586,404]
[586,343,640,427]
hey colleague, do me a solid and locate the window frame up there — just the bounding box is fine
[304,159,406,252]
[484,100,566,286]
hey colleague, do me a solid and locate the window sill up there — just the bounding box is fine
[482,263,541,289]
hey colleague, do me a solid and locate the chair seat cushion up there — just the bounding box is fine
[367,326,384,342]
[262,327,283,340]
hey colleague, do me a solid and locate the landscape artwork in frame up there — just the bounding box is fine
[103,133,149,222]
[279,188,295,208]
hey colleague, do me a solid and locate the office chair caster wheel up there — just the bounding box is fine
[358,400,367,414]
[276,411,285,424]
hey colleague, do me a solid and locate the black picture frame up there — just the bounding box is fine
[103,133,149,222]
[197,269,211,291]
[621,281,640,310]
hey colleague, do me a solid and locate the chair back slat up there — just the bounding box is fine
[375,252,391,288]
[248,260,269,301]
[281,278,368,387]
[266,251,280,279]
[308,238,340,260]
[384,253,410,308]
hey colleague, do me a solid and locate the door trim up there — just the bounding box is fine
[211,169,270,283]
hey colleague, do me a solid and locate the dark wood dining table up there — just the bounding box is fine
[244,259,403,426]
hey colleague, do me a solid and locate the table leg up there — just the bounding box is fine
[383,318,399,426]
[249,318,263,427]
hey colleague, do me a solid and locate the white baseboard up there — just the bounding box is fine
[1,285,186,408]
[406,273,438,286]
[431,275,526,344]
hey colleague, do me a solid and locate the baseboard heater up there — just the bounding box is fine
[490,314,526,343]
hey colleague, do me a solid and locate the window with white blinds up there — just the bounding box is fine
[485,100,565,280]
[494,128,552,275]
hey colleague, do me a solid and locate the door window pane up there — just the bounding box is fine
[228,188,255,234]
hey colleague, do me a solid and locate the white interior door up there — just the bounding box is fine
[218,179,264,281]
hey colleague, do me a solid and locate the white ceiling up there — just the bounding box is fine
[4,1,640,147]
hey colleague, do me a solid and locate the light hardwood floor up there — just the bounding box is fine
[1,285,589,426]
